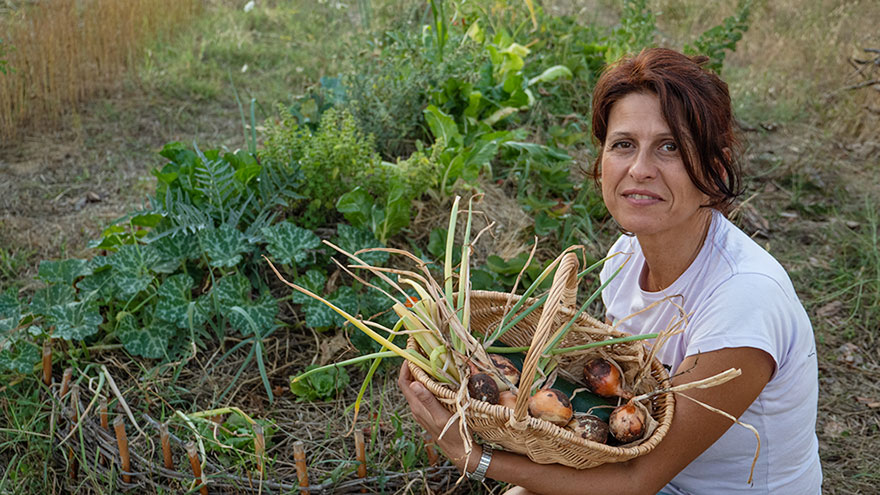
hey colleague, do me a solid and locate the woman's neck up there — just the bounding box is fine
[637,209,714,292]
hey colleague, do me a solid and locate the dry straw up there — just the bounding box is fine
[0,0,200,144]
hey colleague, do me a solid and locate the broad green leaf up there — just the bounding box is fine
[0,289,20,333]
[291,270,327,305]
[109,244,160,298]
[333,223,388,266]
[0,342,40,374]
[210,274,276,336]
[502,141,571,161]
[31,285,76,316]
[375,188,410,243]
[130,212,164,228]
[528,65,573,86]
[502,71,524,94]
[335,187,372,230]
[226,150,262,186]
[37,259,92,285]
[534,211,561,236]
[49,301,102,340]
[117,313,174,359]
[0,289,20,319]
[75,267,116,301]
[302,285,358,329]
[151,233,200,266]
[201,224,250,268]
[501,42,530,58]
[87,225,129,250]
[261,222,321,265]
[154,273,195,327]
[212,273,251,307]
[229,294,277,336]
[424,105,461,147]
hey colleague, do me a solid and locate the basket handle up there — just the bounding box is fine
[511,251,580,424]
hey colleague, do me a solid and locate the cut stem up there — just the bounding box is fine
[422,431,439,466]
[254,423,265,475]
[69,385,80,423]
[60,367,72,398]
[355,428,367,491]
[114,416,131,484]
[41,340,52,386]
[186,440,208,495]
[294,440,309,495]
[99,397,109,430]
[160,422,173,470]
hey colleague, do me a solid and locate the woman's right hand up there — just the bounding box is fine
[397,362,474,472]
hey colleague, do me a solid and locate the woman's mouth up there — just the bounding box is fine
[622,190,662,201]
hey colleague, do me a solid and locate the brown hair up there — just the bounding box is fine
[590,48,742,213]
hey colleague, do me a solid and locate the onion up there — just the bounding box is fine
[609,401,647,443]
[498,390,518,409]
[528,388,573,426]
[566,414,609,444]
[489,354,521,387]
[468,373,500,404]
[583,357,633,399]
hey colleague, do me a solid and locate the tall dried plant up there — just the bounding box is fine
[0,0,201,145]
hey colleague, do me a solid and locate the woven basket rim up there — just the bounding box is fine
[407,289,675,463]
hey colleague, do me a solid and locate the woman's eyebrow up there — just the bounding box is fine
[607,130,676,140]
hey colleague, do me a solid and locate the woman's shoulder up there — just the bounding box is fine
[708,212,793,290]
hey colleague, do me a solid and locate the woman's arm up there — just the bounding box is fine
[398,346,774,495]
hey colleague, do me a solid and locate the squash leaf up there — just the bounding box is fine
[261,222,321,265]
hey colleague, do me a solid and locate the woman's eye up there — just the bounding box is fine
[661,142,678,152]
[610,141,632,149]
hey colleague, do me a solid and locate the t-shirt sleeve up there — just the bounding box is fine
[683,273,797,375]
[600,235,630,318]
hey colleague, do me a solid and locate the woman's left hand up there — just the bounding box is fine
[397,362,473,471]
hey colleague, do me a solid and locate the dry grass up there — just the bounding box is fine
[0,0,201,145]
[653,0,880,138]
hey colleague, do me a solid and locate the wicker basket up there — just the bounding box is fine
[406,252,675,469]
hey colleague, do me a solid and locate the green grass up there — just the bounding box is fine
[138,0,415,114]
[0,245,34,292]
[0,377,54,493]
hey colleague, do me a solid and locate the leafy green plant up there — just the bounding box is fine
[605,0,657,64]
[0,143,327,404]
[289,363,351,401]
[261,107,386,227]
[684,0,752,73]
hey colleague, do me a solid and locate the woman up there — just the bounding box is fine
[398,47,822,494]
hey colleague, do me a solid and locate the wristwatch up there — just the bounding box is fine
[466,445,493,482]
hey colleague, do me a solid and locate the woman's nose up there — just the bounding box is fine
[628,150,657,181]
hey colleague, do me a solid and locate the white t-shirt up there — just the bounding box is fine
[600,209,822,494]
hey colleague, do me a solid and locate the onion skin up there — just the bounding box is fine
[566,414,609,444]
[583,358,633,399]
[498,390,518,409]
[528,388,573,426]
[609,401,647,443]
[468,373,500,404]
[490,354,521,387]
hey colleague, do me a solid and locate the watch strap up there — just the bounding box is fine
[466,445,493,482]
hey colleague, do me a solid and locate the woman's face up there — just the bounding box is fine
[600,92,710,240]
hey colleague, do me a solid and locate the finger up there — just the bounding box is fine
[398,361,413,391]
